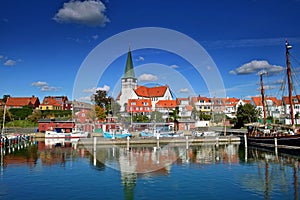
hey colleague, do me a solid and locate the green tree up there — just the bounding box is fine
[95,105,106,121]
[150,111,164,123]
[9,106,33,120]
[27,109,42,123]
[199,111,211,121]
[236,104,260,128]
[133,114,149,122]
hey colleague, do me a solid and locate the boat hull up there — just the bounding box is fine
[247,135,300,147]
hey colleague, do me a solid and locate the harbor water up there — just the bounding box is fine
[0,137,299,200]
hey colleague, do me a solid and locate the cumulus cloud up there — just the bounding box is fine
[4,59,17,66]
[83,85,110,93]
[170,64,179,69]
[138,73,158,81]
[32,81,60,92]
[53,0,110,27]
[230,60,284,75]
[179,88,189,93]
[0,55,4,60]
[41,86,61,92]
[32,81,48,87]
[136,56,144,61]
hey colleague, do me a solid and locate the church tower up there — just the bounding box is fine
[118,48,138,112]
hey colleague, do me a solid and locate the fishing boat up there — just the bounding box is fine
[102,129,132,139]
[247,41,300,148]
[45,128,88,139]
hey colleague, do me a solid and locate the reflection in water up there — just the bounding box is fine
[1,139,299,200]
[241,146,299,200]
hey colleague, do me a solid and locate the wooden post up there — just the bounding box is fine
[186,136,189,149]
[244,134,247,148]
[156,135,160,149]
[274,138,278,147]
[126,136,130,151]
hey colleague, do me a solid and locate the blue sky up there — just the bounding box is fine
[1,0,300,102]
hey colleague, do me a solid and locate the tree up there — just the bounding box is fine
[199,111,211,121]
[91,89,118,117]
[9,106,33,120]
[133,114,149,122]
[150,111,164,123]
[236,103,260,128]
[27,109,42,123]
[95,105,106,121]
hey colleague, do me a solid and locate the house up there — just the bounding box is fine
[127,99,152,115]
[5,96,40,109]
[39,96,72,110]
[155,99,177,120]
[251,96,282,119]
[38,118,75,133]
[176,98,192,119]
[282,95,300,120]
[191,96,212,114]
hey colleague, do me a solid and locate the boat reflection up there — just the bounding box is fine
[241,146,299,200]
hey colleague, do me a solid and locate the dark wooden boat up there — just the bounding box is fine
[246,41,300,149]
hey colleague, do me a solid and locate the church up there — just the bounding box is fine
[116,49,173,113]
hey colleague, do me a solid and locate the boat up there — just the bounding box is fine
[246,41,300,148]
[192,131,219,137]
[45,128,88,139]
[102,130,132,139]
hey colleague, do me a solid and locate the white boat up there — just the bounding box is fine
[192,131,219,137]
[45,128,88,139]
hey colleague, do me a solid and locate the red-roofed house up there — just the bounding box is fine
[282,95,300,121]
[251,96,282,119]
[155,100,177,120]
[127,99,152,115]
[5,96,40,109]
[39,96,72,110]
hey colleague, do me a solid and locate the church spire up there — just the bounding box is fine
[123,48,135,79]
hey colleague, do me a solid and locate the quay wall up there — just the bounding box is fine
[79,135,241,146]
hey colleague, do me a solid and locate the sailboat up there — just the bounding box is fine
[246,41,300,148]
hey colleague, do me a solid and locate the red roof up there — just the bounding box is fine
[41,96,68,107]
[282,95,300,105]
[252,96,280,106]
[155,100,177,108]
[6,96,40,108]
[128,99,152,107]
[135,85,168,97]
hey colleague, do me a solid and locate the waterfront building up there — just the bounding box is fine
[39,96,72,110]
[191,96,212,114]
[155,100,177,120]
[5,95,40,109]
[251,96,282,119]
[127,99,152,116]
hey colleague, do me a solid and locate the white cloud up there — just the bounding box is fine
[136,56,144,61]
[53,0,110,27]
[32,81,60,92]
[138,73,158,81]
[170,64,179,69]
[32,81,48,87]
[41,85,61,92]
[179,88,189,93]
[78,96,92,102]
[83,85,110,93]
[230,60,284,75]
[0,55,4,60]
[229,70,236,75]
[4,59,17,66]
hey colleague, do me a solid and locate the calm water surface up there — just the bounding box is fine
[0,138,299,200]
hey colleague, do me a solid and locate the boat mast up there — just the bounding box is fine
[260,72,267,125]
[286,40,294,127]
